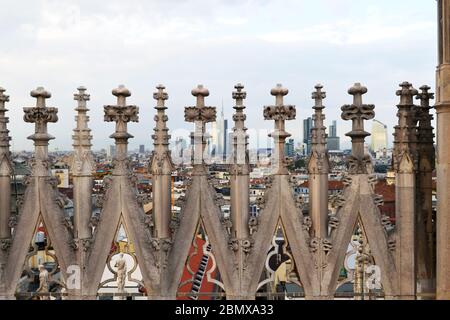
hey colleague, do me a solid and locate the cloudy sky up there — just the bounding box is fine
[0,0,438,152]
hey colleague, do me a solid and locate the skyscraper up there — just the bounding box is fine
[370,120,388,153]
[211,108,228,159]
[106,145,116,160]
[285,138,295,157]
[327,120,340,151]
[139,144,145,154]
[174,137,187,158]
[303,117,313,155]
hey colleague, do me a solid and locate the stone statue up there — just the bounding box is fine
[114,253,127,294]
[37,265,49,300]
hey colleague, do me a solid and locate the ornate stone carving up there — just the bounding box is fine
[373,195,384,207]
[322,239,333,255]
[104,85,138,177]
[342,174,353,187]
[23,87,58,145]
[241,238,253,254]
[69,239,79,251]
[308,84,330,175]
[185,85,216,169]
[309,237,320,253]
[248,216,259,235]
[330,192,346,209]
[388,237,397,252]
[341,83,375,174]
[255,195,266,209]
[63,216,74,231]
[95,194,105,208]
[136,193,151,206]
[142,214,154,230]
[381,215,394,233]
[214,193,227,207]
[15,196,24,212]
[295,195,305,209]
[89,213,101,228]
[228,238,239,252]
[169,215,180,234]
[149,84,174,178]
[302,216,312,233]
[328,215,340,231]
[0,238,12,251]
[263,84,296,174]
[8,214,18,228]
[80,238,93,252]
[393,82,419,172]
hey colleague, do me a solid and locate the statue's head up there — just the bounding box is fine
[38,265,45,271]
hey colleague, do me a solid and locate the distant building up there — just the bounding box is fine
[327,120,340,151]
[285,139,295,157]
[174,137,188,159]
[370,120,388,153]
[139,145,145,154]
[107,145,116,160]
[303,117,313,155]
[211,108,228,159]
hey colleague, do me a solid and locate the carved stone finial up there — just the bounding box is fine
[264,84,296,175]
[233,83,246,105]
[184,85,216,123]
[312,84,326,110]
[231,83,249,168]
[341,83,375,174]
[393,82,419,173]
[416,85,434,110]
[72,86,94,177]
[24,87,58,147]
[185,85,216,169]
[150,84,173,175]
[0,87,12,179]
[104,85,138,174]
[0,87,9,104]
[73,86,92,147]
[396,81,419,106]
[308,84,329,175]
[0,87,11,149]
[104,85,138,143]
[311,84,327,145]
[154,84,169,109]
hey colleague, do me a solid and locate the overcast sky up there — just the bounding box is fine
[0,0,438,152]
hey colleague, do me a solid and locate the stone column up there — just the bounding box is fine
[230,84,250,240]
[229,84,250,293]
[185,85,216,175]
[415,85,436,295]
[150,85,173,239]
[263,84,296,175]
[308,84,330,239]
[0,88,12,297]
[393,82,419,299]
[0,88,12,242]
[436,0,450,300]
[72,87,94,243]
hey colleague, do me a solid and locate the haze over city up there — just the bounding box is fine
[0,0,436,151]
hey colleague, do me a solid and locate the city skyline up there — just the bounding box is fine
[0,1,436,152]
